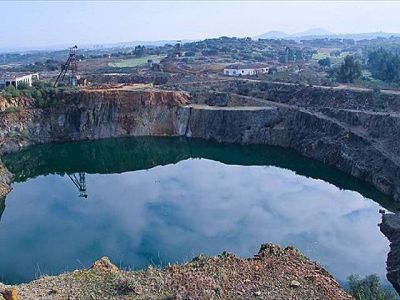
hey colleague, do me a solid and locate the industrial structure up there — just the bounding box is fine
[54,45,87,87]
[0,73,40,89]
[223,64,269,76]
[67,172,88,198]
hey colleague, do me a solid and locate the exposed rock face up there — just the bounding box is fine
[0,88,191,198]
[224,80,400,112]
[0,96,35,112]
[187,105,283,144]
[0,160,11,198]
[0,84,400,205]
[0,88,191,154]
[380,213,400,294]
[187,104,400,203]
[1,84,400,295]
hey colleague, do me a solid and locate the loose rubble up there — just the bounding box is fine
[0,243,353,300]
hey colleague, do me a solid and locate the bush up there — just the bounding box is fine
[368,48,400,83]
[184,51,196,57]
[336,55,362,83]
[347,274,397,300]
[0,80,65,108]
[318,57,331,67]
[153,74,169,85]
[4,85,20,97]
[4,107,20,113]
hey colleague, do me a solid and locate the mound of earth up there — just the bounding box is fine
[0,243,353,300]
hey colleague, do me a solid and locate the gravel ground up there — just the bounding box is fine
[0,244,354,300]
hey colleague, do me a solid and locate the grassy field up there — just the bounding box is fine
[108,54,167,68]
[312,51,351,61]
[312,52,329,60]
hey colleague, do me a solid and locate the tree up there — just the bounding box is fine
[347,274,396,300]
[17,82,30,90]
[153,73,168,85]
[184,51,196,57]
[318,57,331,67]
[133,45,145,57]
[367,48,400,83]
[336,55,362,83]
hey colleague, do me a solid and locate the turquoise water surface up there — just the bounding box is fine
[0,137,391,285]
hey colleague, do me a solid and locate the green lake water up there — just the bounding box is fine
[0,137,392,285]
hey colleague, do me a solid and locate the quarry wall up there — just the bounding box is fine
[0,86,399,205]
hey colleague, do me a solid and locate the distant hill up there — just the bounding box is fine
[255,31,289,39]
[255,28,400,41]
[295,28,333,37]
[0,39,196,54]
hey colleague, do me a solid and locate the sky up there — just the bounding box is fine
[1,1,400,50]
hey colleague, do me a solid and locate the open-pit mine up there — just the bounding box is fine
[0,81,400,299]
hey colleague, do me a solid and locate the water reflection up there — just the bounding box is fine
[67,173,88,198]
[0,137,391,285]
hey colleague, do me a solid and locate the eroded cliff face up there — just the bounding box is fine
[380,213,400,294]
[0,160,11,198]
[0,88,191,154]
[0,88,192,197]
[186,104,400,202]
[0,85,400,205]
[1,84,400,294]
[0,96,35,112]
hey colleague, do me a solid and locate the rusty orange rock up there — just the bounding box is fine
[1,288,17,300]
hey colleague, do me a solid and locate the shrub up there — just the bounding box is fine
[153,74,169,85]
[184,51,196,57]
[318,57,331,67]
[347,274,397,300]
[336,55,362,83]
[0,80,65,108]
[368,48,400,83]
[4,107,20,113]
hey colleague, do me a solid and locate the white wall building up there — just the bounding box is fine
[1,73,40,89]
[224,64,268,76]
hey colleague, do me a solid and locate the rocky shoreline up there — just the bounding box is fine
[380,212,400,295]
[1,83,400,297]
[0,160,11,198]
[0,244,353,300]
[1,84,400,204]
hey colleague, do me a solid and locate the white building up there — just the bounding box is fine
[224,64,268,76]
[1,73,40,89]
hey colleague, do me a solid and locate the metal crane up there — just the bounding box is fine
[67,172,88,198]
[54,45,78,87]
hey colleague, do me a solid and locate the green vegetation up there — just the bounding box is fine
[312,50,350,61]
[312,51,329,60]
[133,45,146,57]
[335,55,362,83]
[108,55,166,68]
[5,59,61,73]
[153,73,169,85]
[318,57,331,67]
[278,47,316,63]
[184,50,196,57]
[4,107,21,113]
[0,80,69,108]
[347,274,397,300]
[367,48,400,83]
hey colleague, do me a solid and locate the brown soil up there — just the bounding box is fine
[0,244,353,300]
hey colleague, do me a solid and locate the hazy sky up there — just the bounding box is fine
[1,1,400,49]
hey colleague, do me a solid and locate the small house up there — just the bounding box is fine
[223,64,268,76]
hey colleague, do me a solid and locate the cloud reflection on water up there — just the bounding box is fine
[0,158,389,284]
